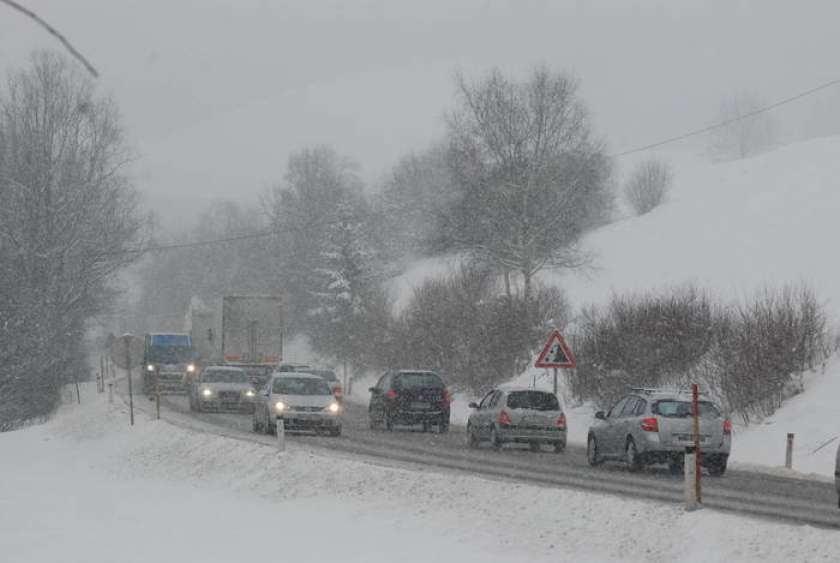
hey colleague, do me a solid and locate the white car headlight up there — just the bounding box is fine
[186,363,196,373]
[327,402,340,414]
[146,364,155,372]
[245,389,255,398]
[201,388,212,398]
[274,401,286,412]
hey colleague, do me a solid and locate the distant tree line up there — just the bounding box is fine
[134,66,613,394]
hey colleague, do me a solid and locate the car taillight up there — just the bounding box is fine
[640,417,658,432]
[723,419,732,435]
[385,389,398,400]
[498,410,512,427]
[556,413,567,430]
[443,389,452,403]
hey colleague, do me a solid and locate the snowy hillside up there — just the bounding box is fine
[386,137,840,476]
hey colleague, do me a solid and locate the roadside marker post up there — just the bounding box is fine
[534,329,577,396]
[786,433,794,469]
[684,451,699,510]
[277,419,286,453]
[108,382,113,404]
[154,367,161,420]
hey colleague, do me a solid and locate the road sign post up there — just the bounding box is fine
[535,330,576,397]
[123,335,135,426]
[692,383,702,504]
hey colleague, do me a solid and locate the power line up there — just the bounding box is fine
[613,77,840,157]
[1,0,99,78]
[101,229,283,258]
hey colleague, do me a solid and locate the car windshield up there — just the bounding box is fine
[395,373,444,389]
[202,370,247,383]
[147,346,193,364]
[272,377,331,395]
[653,400,721,419]
[308,369,338,382]
[506,391,560,411]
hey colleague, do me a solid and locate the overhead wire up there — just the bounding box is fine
[612,77,840,157]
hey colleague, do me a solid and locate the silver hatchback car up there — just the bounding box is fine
[586,388,732,475]
[467,387,567,453]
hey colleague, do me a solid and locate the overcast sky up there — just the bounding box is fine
[2,0,839,229]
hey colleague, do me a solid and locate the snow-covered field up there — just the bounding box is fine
[383,137,840,478]
[2,383,840,563]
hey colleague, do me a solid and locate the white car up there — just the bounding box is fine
[252,373,342,436]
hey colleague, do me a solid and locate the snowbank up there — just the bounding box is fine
[3,383,840,563]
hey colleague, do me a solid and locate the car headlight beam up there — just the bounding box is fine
[201,388,212,398]
[274,401,286,412]
[146,364,155,372]
[327,402,340,414]
[245,389,255,398]
[186,363,196,373]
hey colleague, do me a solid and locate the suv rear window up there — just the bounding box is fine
[395,373,444,390]
[506,391,560,411]
[653,400,720,419]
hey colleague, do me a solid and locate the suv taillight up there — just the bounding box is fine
[498,410,512,427]
[385,389,398,400]
[556,413,567,430]
[640,417,658,432]
[723,419,732,435]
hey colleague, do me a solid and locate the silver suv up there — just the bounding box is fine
[586,388,731,475]
[466,388,567,453]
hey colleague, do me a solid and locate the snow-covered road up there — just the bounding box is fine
[4,383,840,563]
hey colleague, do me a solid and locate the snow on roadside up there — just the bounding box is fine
[3,383,840,563]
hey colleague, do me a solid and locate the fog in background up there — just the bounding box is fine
[2,0,840,229]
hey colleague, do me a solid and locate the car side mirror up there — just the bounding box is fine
[595,411,606,420]
[468,402,479,409]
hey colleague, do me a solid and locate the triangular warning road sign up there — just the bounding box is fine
[534,330,577,369]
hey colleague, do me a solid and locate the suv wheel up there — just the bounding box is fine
[669,455,685,475]
[467,424,479,449]
[490,426,502,451]
[626,438,642,472]
[707,455,728,477]
[587,434,602,466]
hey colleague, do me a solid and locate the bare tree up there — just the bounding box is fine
[624,158,672,215]
[446,67,612,300]
[710,93,776,160]
[0,52,142,428]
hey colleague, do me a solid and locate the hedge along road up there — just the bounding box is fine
[117,375,839,529]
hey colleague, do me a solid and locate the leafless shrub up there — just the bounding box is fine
[567,285,833,423]
[393,265,569,394]
[624,158,672,215]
